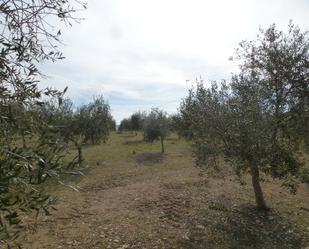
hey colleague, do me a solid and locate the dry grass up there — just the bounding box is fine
[17,132,309,249]
[133,152,166,165]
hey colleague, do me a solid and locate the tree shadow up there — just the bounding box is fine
[123,140,145,145]
[165,137,179,141]
[119,134,136,138]
[179,204,307,249]
[134,152,165,165]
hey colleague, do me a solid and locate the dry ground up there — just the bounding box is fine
[19,133,309,249]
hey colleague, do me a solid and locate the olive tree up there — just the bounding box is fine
[118,118,132,132]
[144,108,170,153]
[0,0,85,245]
[80,96,111,145]
[36,96,86,164]
[235,22,308,148]
[3,100,33,149]
[130,111,146,135]
[169,113,192,139]
[60,96,112,165]
[108,118,117,132]
[180,23,308,210]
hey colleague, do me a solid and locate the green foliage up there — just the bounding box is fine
[118,118,132,132]
[0,97,72,245]
[118,111,146,133]
[179,23,309,209]
[208,202,228,212]
[0,0,86,246]
[143,108,170,153]
[78,96,112,145]
[43,95,114,165]
[108,118,117,132]
[169,113,192,139]
[130,112,146,133]
[234,21,309,149]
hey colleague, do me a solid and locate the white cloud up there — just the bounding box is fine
[41,0,309,123]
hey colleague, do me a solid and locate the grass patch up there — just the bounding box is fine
[22,131,309,249]
[134,152,165,165]
[208,202,228,212]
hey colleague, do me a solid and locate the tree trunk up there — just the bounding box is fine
[91,135,94,145]
[77,146,83,165]
[250,163,268,210]
[21,130,26,149]
[160,137,165,153]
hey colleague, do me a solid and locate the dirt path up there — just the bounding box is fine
[23,134,309,249]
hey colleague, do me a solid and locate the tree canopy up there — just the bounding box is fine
[179,23,309,210]
[144,108,170,153]
[0,0,86,245]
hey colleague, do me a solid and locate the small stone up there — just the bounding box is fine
[118,245,130,249]
[196,225,205,229]
[183,233,190,241]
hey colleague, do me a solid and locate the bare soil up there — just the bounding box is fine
[20,133,309,249]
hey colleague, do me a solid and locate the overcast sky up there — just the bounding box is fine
[41,0,309,123]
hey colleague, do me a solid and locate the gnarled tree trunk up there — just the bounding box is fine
[160,136,165,153]
[70,139,83,165]
[250,163,267,210]
[77,146,83,165]
[21,130,26,149]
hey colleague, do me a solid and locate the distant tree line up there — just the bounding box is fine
[119,109,176,153]
[118,111,146,134]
